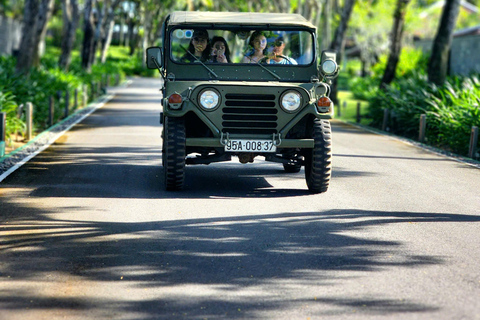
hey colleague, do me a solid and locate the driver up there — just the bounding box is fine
[268,37,297,65]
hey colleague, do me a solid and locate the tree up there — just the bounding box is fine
[99,0,123,63]
[349,1,397,78]
[81,0,96,72]
[427,0,461,85]
[15,0,54,74]
[322,0,332,53]
[0,0,25,19]
[380,0,411,89]
[328,0,356,104]
[59,0,80,70]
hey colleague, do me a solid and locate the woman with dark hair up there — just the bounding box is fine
[209,36,232,63]
[242,31,267,63]
[181,29,211,63]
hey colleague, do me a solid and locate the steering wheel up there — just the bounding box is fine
[259,54,292,64]
[258,54,293,64]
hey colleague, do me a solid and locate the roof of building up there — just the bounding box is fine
[168,11,316,29]
[419,0,478,18]
[453,24,480,37]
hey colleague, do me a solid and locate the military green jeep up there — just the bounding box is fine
[146,11,338,193]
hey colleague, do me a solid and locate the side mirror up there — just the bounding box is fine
[146,47,162,69]
[320,50,339,78]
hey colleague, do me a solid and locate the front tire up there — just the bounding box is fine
[304,119,332,193]
[163,116,186,191]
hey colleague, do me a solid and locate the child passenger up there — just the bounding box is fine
[210,36,232,63]
[242,31,268,63]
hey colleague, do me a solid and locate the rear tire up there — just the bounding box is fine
[163,116,186,191]
[304,119,332,193]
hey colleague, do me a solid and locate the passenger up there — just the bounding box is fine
[242,31,268,63]
[268,37,297,65]
[181,29,211,63]
[210,36,232,63]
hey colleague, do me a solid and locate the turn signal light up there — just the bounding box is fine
[317,96,331,107]
[316,96,332,113]
[168,93,183,109]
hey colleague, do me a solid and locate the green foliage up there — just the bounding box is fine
[346,47,479,157]
[0,45,140,140]
[118,57,157,78]
[102,46,156,77]
[350,0,396,68]
[0,89,25,142]
[350,47,427,100]
[368,72,480,156]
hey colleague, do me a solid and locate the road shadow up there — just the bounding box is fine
[1,205,472,318]
[2,142,380,199]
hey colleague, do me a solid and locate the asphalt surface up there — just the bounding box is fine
[0,77,479,320]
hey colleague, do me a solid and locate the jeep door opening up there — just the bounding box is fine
[146,11,339,193]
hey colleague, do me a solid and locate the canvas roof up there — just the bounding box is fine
[168,11,316,29]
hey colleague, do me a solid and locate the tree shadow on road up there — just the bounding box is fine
[2,203,478,318]
[3,143,380,200]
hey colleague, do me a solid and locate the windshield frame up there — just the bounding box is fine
[168,26,317,67]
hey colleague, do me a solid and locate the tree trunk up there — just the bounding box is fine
[329,0,355,54]
[100,0,123,63]
[15,0,38,73]
[322,0,331,53]
[119,15,125,46]
[128,19,136,56]
[313,1,323,32]
[90,0,106,66]
[328,0,356,105]
[32,0,54,66]
[59,0,79,70]
[125,16,131,48]
[142,12,151,68]
[15,0,54,74]
[380,0,411,90]
[81,0,95,72]
[427,0,460,85]
[100,20,114,63]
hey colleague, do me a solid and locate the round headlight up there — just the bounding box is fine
[281,91,302,112]
[199,89,220,110]
[321,60,338,75]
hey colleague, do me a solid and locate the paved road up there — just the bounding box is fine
[1,77,479,320]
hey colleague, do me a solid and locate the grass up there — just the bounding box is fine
[336,90,371,126]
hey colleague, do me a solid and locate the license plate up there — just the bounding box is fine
[225,139,276,153]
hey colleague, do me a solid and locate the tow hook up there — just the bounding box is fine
[238,153,255,164]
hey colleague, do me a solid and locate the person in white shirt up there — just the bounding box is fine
[268,37,297,65]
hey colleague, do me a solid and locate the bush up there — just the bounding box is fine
[0,89,25,143]
[0,46,135,135]
[345,47,479,158]
[349,47,427,101]
[368,72,480,156]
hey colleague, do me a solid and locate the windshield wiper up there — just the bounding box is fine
[256,61,281,80]
[180,45,218,79]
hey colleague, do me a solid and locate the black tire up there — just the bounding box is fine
[283,163,301,173]
[163,116,186,191]
[304,119,332,193]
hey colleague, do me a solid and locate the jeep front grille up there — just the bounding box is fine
[222,93,278,134]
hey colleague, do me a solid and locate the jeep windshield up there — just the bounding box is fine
[170,28,315,66]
